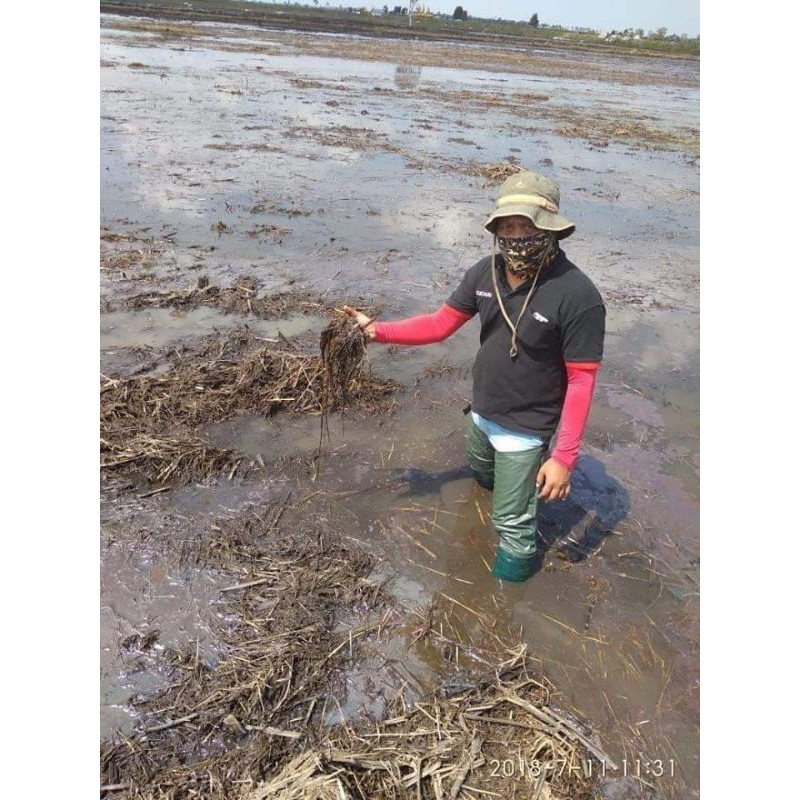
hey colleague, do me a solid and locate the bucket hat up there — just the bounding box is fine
[484,170,575,240]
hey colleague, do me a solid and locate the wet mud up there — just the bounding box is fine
[101,11,699,800]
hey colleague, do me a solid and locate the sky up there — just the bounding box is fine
[422,1,700,36]
[291,1,700,38]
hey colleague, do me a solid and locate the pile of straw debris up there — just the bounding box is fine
[100,316,397,486]
[251,647,606,800]
[101,501,607,800]
[115,276,333,319]
[102,501,389,799]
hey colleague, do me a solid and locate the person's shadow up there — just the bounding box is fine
[384,455,629,572]
[535,454,630,565]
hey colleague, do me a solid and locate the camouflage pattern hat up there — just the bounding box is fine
[484,170,576,240]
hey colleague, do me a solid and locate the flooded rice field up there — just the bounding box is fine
[100,12,699,800]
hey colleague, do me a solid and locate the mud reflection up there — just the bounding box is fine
[394,64,422,89]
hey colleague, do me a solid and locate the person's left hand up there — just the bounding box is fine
[536,458,571,501]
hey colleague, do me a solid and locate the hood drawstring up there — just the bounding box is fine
[490,236,542,358]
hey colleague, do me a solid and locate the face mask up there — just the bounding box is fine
[497,231,559,278]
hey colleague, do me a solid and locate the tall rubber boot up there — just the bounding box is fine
[489,446,546,581]
[492,548,539,581]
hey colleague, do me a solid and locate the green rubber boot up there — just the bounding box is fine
[492,548,539,582]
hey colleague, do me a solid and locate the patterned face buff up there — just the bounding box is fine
[497,231,560,279]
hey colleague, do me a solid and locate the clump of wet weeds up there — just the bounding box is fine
[100,315,398,487]
[101,500,607,800]
[319,313,370,412]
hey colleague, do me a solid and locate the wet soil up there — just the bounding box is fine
[101,10,699,800]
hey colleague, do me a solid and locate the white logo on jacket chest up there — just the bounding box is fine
[532,311,549,323]
[476,290,492,298]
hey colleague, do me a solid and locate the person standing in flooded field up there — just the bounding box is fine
[344,170,605,582]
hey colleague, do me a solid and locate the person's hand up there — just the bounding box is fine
[342,305,377,341]
[536,458,571,501]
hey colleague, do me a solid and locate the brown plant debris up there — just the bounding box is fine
[212,220,233,234]
[100,431,242,487]
[100,496,613,800]
[100,504,388,799]
[468,161,523,182]
[101,240,162,273]
[406,156,523,184]
[100,317,397,486]
[555,116,698,152]
[101,502,606,800]
[100,328,391,429]
[246,223,292,242]
[248,648,604,799]
[117,276,333,319]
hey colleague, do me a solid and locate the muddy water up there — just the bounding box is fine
[101,16,699,799]
[100,307,323,350]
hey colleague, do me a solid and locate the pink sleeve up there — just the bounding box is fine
[550,362,601,470]
[373,303,473,345]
